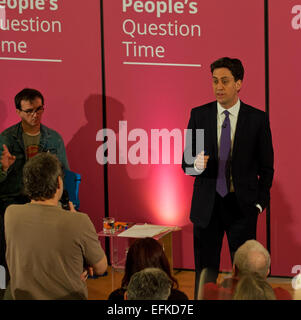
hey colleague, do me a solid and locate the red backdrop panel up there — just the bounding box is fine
[269,2,301,276]
[0,1,104,229]
[103,0,266,269]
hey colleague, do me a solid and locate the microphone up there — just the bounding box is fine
[222,123,227,128]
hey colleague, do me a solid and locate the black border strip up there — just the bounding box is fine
[264,0,271,262]
[100,0,110,263]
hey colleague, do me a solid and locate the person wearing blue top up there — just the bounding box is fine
[0,88,69,292]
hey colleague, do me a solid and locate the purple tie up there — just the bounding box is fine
[216,110,231,197]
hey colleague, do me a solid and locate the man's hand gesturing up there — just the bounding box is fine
[195,151,210,170]
[1,144,16,172]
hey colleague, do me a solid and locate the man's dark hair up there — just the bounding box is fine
[23,153,63,201]
[15,88,44,110]
[210,57,244,81]
[127,268,172,300]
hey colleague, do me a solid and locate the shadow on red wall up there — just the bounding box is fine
[66,94,104,230]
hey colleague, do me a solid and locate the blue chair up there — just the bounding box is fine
[63,169,81,210]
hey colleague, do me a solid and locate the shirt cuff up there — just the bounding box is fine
[256,204,263,213]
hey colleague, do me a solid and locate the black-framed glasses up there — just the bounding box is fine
[20,106,44,115]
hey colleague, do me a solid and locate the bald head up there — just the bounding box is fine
[233,240,270,278]
[247,250,267,273]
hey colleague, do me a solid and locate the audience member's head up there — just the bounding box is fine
[125,268,172,300]
[232,272,276,300]
[23,152,63,201]
[14,88,44,110]
[121,237,178,289]
[233,240,270,278]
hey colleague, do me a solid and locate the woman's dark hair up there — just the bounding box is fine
[23,153,63,201]
[121,237,178,289]
[210,57,244,81]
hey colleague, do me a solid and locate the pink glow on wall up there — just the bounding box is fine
[148,166,189,226]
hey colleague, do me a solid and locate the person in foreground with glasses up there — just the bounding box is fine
[0,88,69,292]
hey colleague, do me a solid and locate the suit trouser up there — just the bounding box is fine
[193,192,258,299]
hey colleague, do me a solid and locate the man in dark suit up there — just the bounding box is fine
[182,57,274,298]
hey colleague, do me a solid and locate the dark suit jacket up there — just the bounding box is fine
[182,101,274,228]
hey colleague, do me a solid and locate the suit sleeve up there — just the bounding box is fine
[257,114,274,210]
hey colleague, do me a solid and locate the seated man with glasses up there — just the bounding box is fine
[0,88,69,284]
[0,88,69,205]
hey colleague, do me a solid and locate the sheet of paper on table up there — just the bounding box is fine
[117,224,171,238]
